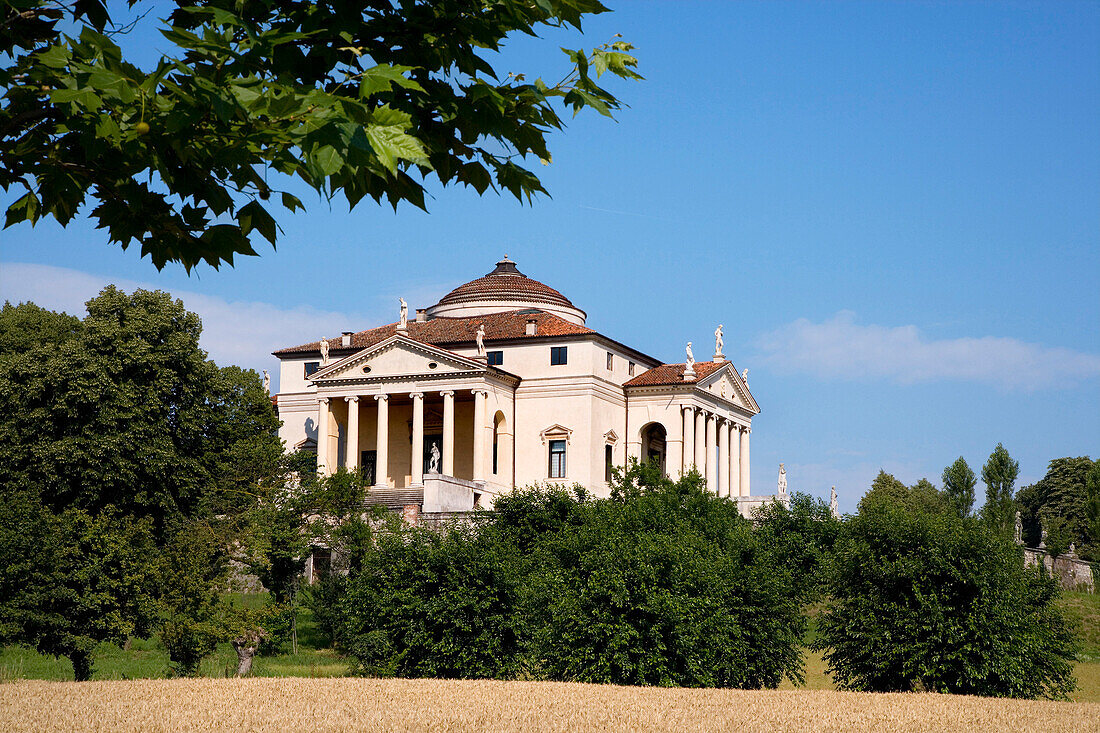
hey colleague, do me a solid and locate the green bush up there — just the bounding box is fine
[813,501,1078,699]
[336,463,805,688]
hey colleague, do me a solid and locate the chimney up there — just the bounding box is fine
[525,318,537,336]
[341,332,352,347]
[416,308,427,323]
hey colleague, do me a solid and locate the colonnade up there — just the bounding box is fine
[671,405,749,497]
[316,388,489,487]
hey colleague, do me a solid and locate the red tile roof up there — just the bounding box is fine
[624,361,727,387]
[434,258,577,310]
[273,310,595,357]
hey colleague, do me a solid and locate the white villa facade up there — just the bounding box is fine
[273,258,772,517]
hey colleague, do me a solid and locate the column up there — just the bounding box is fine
[705,413,718,493]
[441,390,455,476]
[694,409,706,473]
[345,396,360,470]
[681,406,695,473]
[666,407,684,479]
[739,426,750,497]
[728,423,739,498]
[373,394,389,488]
[717,418,729,497]
[472,389,487,483]
[316,397,331,476]
[410,392,424,487]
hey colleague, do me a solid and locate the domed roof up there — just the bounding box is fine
[427,257,586,324]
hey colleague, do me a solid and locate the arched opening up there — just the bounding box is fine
[493,410,512,483]
[640,422,667,476]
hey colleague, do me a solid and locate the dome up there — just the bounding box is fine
[426,257,587,324]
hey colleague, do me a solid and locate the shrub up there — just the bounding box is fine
[336,463,805,688]
[813,501,1078,699]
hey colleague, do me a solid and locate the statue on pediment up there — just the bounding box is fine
[262,370,270,395]
[320,337,330,364]
[685,341,694,370]
[777,463,787,496]
[741,368,749,386]
[399,297,408,329]
[476,324,486,356]
[714,324,724,357]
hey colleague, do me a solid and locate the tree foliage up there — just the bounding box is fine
[813,498,1078,699]
[336,463,806,688]
[1,0,641,269]
[858,470,949,516]
[942,456,977,518]
[980,443,1019,538]
[0,288,282,678]
[752,491,842,602]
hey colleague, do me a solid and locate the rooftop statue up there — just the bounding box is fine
[399,297,408,329]
[714,324,724,357]
[319,337,330,364]
[476,324,486,356]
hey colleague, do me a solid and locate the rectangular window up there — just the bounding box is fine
[304,361,320,377]
[605,444,613,483]
[606,351,614,370]
[628,361,635,376]
[486,350,503,365]
[548,439,566,478]
[550,346,568,365]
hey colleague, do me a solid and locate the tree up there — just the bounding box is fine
[942,456,977,518]
[858,470,950,516]
[0,496,158,681]
[981,443,1019,538]
[2,1,641,270]
[813,500,1078,699]
[0,289,282,678]
[753,491,842,602]
[0,286,282,532]
[1087,460,1100,551]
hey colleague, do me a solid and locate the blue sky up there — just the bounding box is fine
[2,1,1097,511]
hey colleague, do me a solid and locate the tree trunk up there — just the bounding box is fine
[232,631,263,677]
[70,648,93,682]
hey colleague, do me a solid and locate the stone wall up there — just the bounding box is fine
[1022,547,1095,591]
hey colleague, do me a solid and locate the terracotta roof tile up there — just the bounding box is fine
[273,310,595,357]
[434,258,577,310]
[624,361,726,387]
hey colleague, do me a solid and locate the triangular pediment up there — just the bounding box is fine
[698,362,760,414]
[310,334,484,382]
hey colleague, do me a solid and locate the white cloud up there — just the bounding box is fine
[756,310,1100,390]
[0,262,369,392]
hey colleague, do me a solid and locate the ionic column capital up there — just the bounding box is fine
[345,395,359,403]
[319,397,330,405]
[472,389,489,398]
[439,390,455,397]
[374,393,389,402]
[409,391,424,400]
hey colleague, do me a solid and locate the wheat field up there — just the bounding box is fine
[1,678,1098,732]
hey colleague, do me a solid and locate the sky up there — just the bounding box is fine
[2,1,1098,512]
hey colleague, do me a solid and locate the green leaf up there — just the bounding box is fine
[358,64,425,98]
[281,192,304,213]
[365,125,428,172]
[237,201,278,245]
[36,46,71,69]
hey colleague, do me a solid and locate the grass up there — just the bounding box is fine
[2,678,1098,733]
[0,595,349,683]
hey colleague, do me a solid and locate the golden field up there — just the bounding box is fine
[2,678,1099,733]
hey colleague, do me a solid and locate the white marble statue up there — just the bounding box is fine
[1040,525,1048,549]
[429,442,441,474]
[399,297,408,329]
[1014,511,1023,545]
[685,341,694,370]
[319,336,330,364]
[476,324,486,356]
[714,324,724,357]
[777,463,787,495]
[830,486,839,519]
[741,368,749,386]
[262,370,270,395]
